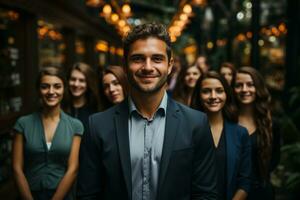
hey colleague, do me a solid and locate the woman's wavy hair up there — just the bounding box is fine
[172,65,203,105]
[191,71,238,122]
[101,65,128,109]
[66,62,101,111]
[234,66,273,179]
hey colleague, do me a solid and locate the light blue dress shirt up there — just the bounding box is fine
[128,93,168,200]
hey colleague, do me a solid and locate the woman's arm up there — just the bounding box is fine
[51,136,82,200]
[12,133,33,200]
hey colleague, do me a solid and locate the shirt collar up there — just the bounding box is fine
[128,92,168,117]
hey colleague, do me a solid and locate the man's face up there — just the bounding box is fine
[126,37,173,94]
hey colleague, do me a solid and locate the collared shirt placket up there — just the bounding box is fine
[143,119,152,200]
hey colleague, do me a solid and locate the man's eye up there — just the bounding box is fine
[131,56,144,62]
[152,56,163,63]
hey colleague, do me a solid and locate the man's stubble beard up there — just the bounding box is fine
[127,72,168,95]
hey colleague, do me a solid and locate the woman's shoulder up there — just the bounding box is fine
[61,111,82,125]
[225,120,249,136]
[60,111,84,135]
[16,112,39,123]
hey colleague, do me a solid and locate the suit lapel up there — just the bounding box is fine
[225,121,237,192]
[114,101,132,200]
[157,99,180,197]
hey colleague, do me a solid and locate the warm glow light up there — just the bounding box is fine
[207,41,214,49]
[116,48,124,56]
[8,11,19,20]
[122,4,131,15]
[184,45,197,54]
[278,23,286,32]
[103,4,112,15]
[111,13,119,22]
[123,25,131,34]
[265,29,271,36]
[246,31,252,38]
[38,27,48,37]
[183,4,192,14]
[86,0,103,7]
[118,19,126,27]
[96,40,108,52]
[170,26,181,33]
[171,35,177,42]
[110,46,116,54]
[174,20,185,28]
[192,0,206,6]
[48,30,56,40]
[179,13,188,21]
[237,33,246,41]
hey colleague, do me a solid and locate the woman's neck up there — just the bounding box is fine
[41,105,61,119]
[130,87,165,120]
[239,103,255,118]
[238,104,256,134]
[207,111,224,147]
[73,95,86,108]
[208,111,224,127]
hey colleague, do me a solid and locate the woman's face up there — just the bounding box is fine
[40,75,64,108]
[220,66,233,85]
[103,73,125,104]
[234,72,256,105]
[200,78,226,114]
[69,69,87,98]
[184,66,201,88]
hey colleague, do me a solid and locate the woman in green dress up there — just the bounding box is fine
[12,66,84,200]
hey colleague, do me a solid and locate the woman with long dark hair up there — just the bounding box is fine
[191,71,251,200]
[233,66,280,200]
[173,65,202,106]
[66,62,101,129]
[101,65,128,109]
[12,67,83,200]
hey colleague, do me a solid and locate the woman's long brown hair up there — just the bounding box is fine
[235,66,273,180]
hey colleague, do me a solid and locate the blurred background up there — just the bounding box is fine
[0,0,299,199]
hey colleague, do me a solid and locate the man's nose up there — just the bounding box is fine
[143,58,153,71]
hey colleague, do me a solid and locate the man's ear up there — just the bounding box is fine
[168,57,174,75]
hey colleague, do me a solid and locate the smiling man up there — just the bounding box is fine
[77,22,217,200]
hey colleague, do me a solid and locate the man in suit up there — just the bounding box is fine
[77,22,217,200]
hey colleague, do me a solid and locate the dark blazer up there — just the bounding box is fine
[77,98,217,200]
[224,121,251,199]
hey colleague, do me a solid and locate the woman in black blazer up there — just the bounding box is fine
[192,71,251,200]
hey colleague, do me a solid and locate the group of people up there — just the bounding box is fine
[12,22,280,200]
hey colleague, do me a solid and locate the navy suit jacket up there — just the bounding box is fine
[77,98,217,200]
[224,121,251,199]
